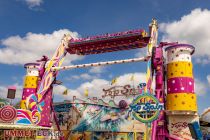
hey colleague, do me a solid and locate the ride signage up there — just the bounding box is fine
[102,84,138,98]
[131,102,164,112]
[130,93,164,123]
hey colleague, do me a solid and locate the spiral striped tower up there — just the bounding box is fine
[165,44,199,140]
[20,63,39,109]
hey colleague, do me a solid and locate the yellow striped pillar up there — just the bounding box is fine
[165,44,197,111]
[20,63,39,109]
[165,44,199,140]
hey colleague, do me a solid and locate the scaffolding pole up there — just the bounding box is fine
[51,56,150,71]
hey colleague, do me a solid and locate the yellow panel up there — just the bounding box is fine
[23,76,38,88]
[20,100,26,109]
[167,61,193,79]
[166,93,197,111]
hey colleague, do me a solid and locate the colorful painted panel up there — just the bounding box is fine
[0,105,17,123]
[167,77,194,94]
[54,103,72,112]
[38,89,52,127]
[166,93,197,111]
[167,62,193,79]
[69,132,143,140]
[167,115,199,140]
[71,99,145,133]
[24,76,38,88]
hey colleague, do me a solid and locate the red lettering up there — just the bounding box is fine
[4,130,10,137]
[10,130,16,136]
[16,130,24,137]
[171,122,188,129]
[4,130,34,137]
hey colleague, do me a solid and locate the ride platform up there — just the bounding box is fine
[67,29,150,55]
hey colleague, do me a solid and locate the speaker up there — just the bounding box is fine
[7,87,16,99]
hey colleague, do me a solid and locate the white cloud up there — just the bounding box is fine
[53,79,110,101]
[66,73,98,81]
[160,8,210,64]
[0,29,83,65]
[115,73,146,87]
[80,74,95,80]
[207,75,210,85]
[195,78,207,96]
[53,85,82,102]
[89,66,106,74]
[0,86,8,99]
[55,72,148,103]
[23,0,43,9]
[53,85,67,95]
[78,72,148,100]
[77,79,109,98]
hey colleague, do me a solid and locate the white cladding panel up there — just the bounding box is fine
[166,47,193,64]
[26,66,39,76]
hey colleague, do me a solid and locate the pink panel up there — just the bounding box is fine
[38,88,52,127]
[167,77,194,94]
[22,88,36,99]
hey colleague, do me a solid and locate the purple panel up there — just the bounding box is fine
[22,88,36,99]
[167,77,194,94]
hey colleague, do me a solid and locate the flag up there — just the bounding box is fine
[146,60,151,82]
[62,89,68,95]
[111,77,118,85]
[145,59,152,92]
[130,74,134,81]
[84,88,88,97]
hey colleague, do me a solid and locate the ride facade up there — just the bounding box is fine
[0,19,203,140]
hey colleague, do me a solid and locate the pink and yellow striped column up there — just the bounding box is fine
[20,63,39,109]
[165,44,197,112]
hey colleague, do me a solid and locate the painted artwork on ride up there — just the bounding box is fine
[53,97,145,139]
[54,103,72,127]
[167,115,199,140]
[70,98,145,133]
[69,132,141,140]
[129,93,164,123]
[91,132,135,140]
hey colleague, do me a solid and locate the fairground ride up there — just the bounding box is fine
[0,19,202,140]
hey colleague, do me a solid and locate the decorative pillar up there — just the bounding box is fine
[165,44,199,140]
[166,44,197,111]
[20,63,39,109]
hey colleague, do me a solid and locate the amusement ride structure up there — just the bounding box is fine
[0,19,202,140]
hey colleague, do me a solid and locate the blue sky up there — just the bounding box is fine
[0,0,210,114]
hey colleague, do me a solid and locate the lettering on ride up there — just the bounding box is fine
[171,122,188,129]
[170,121,192,140]
[131,93,164,123]
[102,85,138,98]
[4,130,35,137]
[130,102,164,112]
